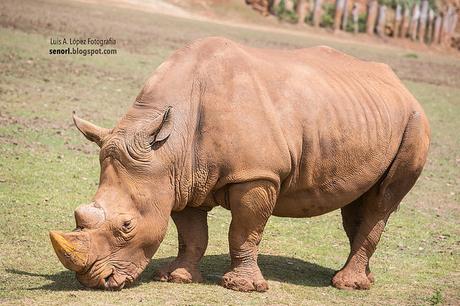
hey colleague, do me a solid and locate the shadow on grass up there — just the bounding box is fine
[5,268,82,291]
[7,254,334,291]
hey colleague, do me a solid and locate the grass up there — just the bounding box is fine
[0,0,459,305]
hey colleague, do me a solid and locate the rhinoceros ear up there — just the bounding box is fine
[148,106,174,150]
[73,112,110,147]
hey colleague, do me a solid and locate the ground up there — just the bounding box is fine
[0,0,459,305]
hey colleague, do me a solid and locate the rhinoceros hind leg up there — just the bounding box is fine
[154,207,208,283]
[221,180,278,292]
[333,111,429,290]
[339,197,375,285]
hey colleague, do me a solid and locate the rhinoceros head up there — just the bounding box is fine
[50,107,175,290]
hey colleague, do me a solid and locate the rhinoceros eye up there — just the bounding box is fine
[121,219,134,233]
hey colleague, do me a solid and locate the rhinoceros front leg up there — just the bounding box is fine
[154,207,208,283]
[221,180,277,292]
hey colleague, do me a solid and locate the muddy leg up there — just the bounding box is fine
[333,190,388,290]
[333,111,429,290]
[220,181,277,292]
[340,197,375,284]
[154,207,208,283]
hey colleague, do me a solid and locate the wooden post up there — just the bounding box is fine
[433,14,442,44]
[409,2,420,41]
[426,9,434,43]
[445,5,457,47]
[334,0,346,30]
[352,2,359,34]
[401,5,410,37]
[342,0,349,30]
[296,0,308,25]
[376,4,386,37]
[440,10,449,45]
[313,0,323,27]
[418,0,429,43]
[366,0,378,35]
[394,4,402,38]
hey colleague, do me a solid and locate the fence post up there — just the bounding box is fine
[401,5,410,37]
[342,0,349,30]
[433,14,442,44]
[313,0,323,27]
[376,5,386,37]
[418,0,429,43]
[426,9,435,43]
[366,0,378,35]
[394,4,402,38]
[297,0,308,25]
[334,0,346,30]
[410,2,420,41]
[352,2,359,33]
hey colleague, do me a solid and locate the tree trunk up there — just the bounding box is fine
[418,0,429,43]
[313,0,323,27]
[394,4,402,38]
[366,0,378,35]
[376,4,386,36]
[409,2,420,41]
[296,0,308,25]
[433,14,442,44]
[334,0,346,30]
[342,0,349,30]
[426,9,435,43]
[352,2,359,33]
[400,5,410,37]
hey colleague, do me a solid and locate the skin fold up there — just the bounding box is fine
[50,37,430,292]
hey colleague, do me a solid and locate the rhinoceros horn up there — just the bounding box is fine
[49,231,90,272]
[74,202,105,229]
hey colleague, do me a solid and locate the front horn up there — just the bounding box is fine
[49,231,90,273]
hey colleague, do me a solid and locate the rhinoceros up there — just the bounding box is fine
[50,37,430,292]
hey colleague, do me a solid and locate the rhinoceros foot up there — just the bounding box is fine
[221,269,268,292]
[332,268,372,290]
[154,262,203,283]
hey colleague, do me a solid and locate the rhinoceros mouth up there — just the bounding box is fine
[77,258,147,290]
[101,270,129,291]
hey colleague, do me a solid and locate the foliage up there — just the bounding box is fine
[320,2,335,28]
[404,52,419,58]
[344,13,367,32]
[428,289,444,305]
[274,0,299,24]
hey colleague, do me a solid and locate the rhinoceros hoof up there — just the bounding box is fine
[332,269,371,290]
[221,271,269,292]
[154,266,203,283]
[367,272,375,284]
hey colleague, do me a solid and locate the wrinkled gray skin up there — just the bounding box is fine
[50,37,430,292]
